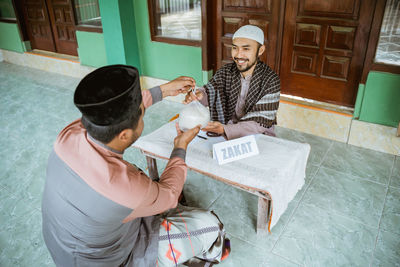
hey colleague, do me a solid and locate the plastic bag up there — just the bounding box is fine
[178,101,210,131]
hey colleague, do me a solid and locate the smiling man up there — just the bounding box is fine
[185,25,280,139]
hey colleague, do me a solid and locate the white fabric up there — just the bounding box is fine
[133,107,310,230]
[233,25,264,45]
[179,101,210,131]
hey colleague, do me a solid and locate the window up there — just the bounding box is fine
[73,0,102,31]
[374,0,400,66]
[0,0,16,22]
[148,0,202,46]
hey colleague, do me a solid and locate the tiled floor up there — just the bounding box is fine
[0,61,399,266]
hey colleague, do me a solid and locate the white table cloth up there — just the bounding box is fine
[133,115,310,229]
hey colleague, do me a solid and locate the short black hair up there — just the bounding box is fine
[81,105,143,144]
[256,44,261,59]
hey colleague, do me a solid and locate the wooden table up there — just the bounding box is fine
[141,150,272,234]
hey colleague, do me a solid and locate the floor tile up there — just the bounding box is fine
[0,188,49,265]
[2,105,66,144]
[218,236,299,267]
[183,170,228,209]
[0,135,22,174]
[291,162,319,202]
[302,166,387,228]
[209,185,299,251]
[1,148,42,192]
[275,126,333,166]
[0,101,29,139]
[0,187,36,223]
[371,229,400,267]
[0,79,35,104]
[0,209,54,267]
[12,167,47,211]
[272,203,377,267]
[390,156,400,189]
[380,186,400,235]
[322,142,394,185]
[123,147,149,173]
[0,62,79,93]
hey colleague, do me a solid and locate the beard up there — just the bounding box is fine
[234,58,258,73]
[233,46,260,73]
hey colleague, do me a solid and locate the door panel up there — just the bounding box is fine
[46,0,78,56]
[280,0,375,106]
[223,0,271,13]
[22,0,56,52]
[299,0,360,18]
[215,0,281,71]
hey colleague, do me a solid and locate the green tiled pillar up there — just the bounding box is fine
[98,0,141,72]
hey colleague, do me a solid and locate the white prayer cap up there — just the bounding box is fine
[232,25,264,45]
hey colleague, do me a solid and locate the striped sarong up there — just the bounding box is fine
[157,205,226,267]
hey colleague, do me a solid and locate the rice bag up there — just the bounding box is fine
[178,101,210,131]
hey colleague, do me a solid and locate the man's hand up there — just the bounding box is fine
[183,90,203,104]
[174,123,201,150]
[160,76,196,98]
[202,121,225,135]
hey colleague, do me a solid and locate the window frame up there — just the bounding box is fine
[72,0,103,33]
[361,0,400,83]
[0,17,16,23]
[0,0,17,23]
[75,25,103,33]
[147,0,202,47]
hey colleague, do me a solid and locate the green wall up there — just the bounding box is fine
[76,31,107,67]
[133,0,203,85]
[0,22,24,52]
[99,0,140,70]
[357,72,400,127]
[353,83,365,119]
[0,0,15,18]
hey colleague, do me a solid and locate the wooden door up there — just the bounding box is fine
[280,0,376,106]
[22,0,56,52]
[214,0,282,72]
[46,0,78,56]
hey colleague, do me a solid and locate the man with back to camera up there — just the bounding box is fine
[41,65,230,266]
[185,25,281,140]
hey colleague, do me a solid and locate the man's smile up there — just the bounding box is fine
[234,58,248,65]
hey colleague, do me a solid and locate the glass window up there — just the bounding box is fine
[73,0,102,28]
[375,0,400,66]
[0,0,16,20]
[150,0,202,42]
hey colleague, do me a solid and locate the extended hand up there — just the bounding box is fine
[202,121,225,135]
[174,123,201,150]
[183,90,203,104]
[160,76,196,98]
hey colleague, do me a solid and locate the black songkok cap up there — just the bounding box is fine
[74,65,142,126]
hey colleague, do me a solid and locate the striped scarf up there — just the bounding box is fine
[204,61,280,128]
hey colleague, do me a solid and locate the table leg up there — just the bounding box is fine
[257,197,271,234]
[146,156,159,181]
